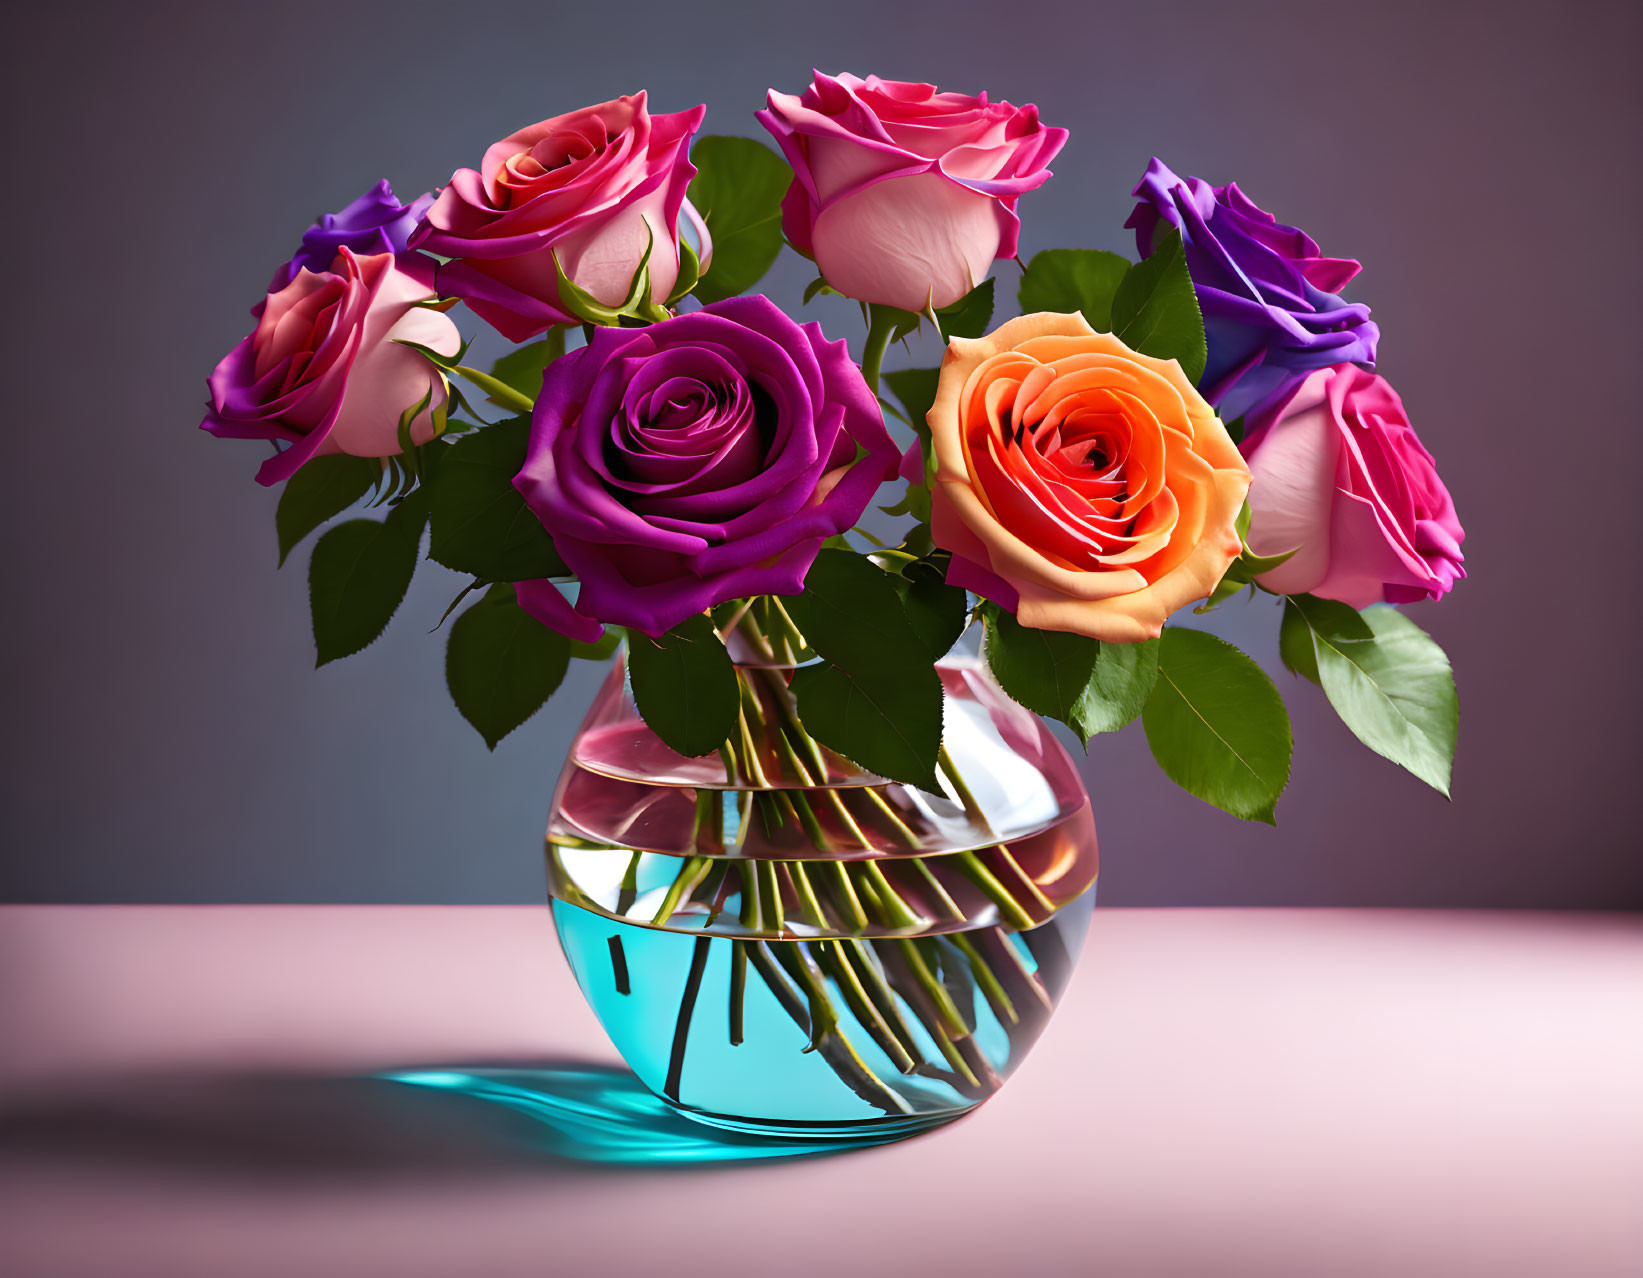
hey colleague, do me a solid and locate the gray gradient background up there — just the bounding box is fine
[2,0,1638,907]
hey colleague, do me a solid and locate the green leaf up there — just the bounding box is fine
[885,367,941,433]
[1142,626,1292,823]
[487,330,565,407]
[782,549,947,788]
[625,614,740,757]
[446,584,570,749]
[1278,597,1322,683]
[275,454,379,566]
[782,549,934,681]
[688,135,790,304]
[1111,228,1208,384]
[308,491,427,667]
[1223,415,1246,446]
[892,575,968,661]
[1285,597,1458,797]
[789,660,943,792]
[934,278,994,339]
[426,417,566,582]
[982,606,1157,742]
[1017,248,1131,331]
[1070,636,1161,738]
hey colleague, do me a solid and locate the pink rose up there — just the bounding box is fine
[410,94,710,341]
[757,72,1067,311]
[1243,365,1465,607]
[201,249,460,487]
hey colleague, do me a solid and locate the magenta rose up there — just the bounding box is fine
[757,72,1067,311]
[200,249,460,486]
[1243,365,1465,607]
[410,93,710,342]
[512,295,899,640]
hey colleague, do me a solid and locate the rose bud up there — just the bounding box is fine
[758,72,1066,312]
[1243,365,1465,607]
[410,93,711,340]
[200,249,460,486]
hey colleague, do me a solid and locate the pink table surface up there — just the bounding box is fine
[1,906,1639,1278]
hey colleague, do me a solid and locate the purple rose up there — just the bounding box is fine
[1124,158,1379,432]
[269,180,435,291]
[512,295,899,639]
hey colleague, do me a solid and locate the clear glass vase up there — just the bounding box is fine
[545,648,1098,1142]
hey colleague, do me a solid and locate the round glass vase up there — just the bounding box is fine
[545,650,1098,1143]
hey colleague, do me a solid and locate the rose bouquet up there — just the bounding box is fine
[201,74,1462,1137]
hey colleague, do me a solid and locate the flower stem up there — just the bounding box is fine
[949,931,1018,1025]
[728,940,747,1046]
[861,304,898,397]
[651,854,711,926]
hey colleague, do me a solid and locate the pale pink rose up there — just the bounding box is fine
[1244,365,1465,607]
[757,73,1067,311]
[201,249,460,486]
[410,94,710,341]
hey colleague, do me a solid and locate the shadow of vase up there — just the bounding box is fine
[378,1064,913,1164]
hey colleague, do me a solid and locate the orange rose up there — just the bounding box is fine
[928,312,1250,642]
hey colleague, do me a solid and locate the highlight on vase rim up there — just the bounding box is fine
[199,71,1465,1138]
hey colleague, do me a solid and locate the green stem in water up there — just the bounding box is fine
[745,942,912,1115]
[650,854,711,926]
[861,304,898,398]
[787,860,829,930]
[728,940,747,1046]
[815,941,916,1074]
[862,860,923,929]
[956,850,1037,930]
[861,786,920,848]
[825,860,869,931]
[757,857,785,935]
[615,851,641,916]
[908,855,965,922]
[841,940,927,1068]
[895,937,967,1038]
[938,743,991,830]
[949,931,1018,1026]
[738,861,763,932]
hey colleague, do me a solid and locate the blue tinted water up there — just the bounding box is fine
[552,886,1095,1139]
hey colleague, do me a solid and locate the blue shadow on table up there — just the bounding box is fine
[380,1065,905,1165]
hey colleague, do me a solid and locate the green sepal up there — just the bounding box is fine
[802,276,839,305]
[667,236,702,305]
[487,330,566,406]
[874,278,996,344]
[548,222,669,327]
[393,337,536,416]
